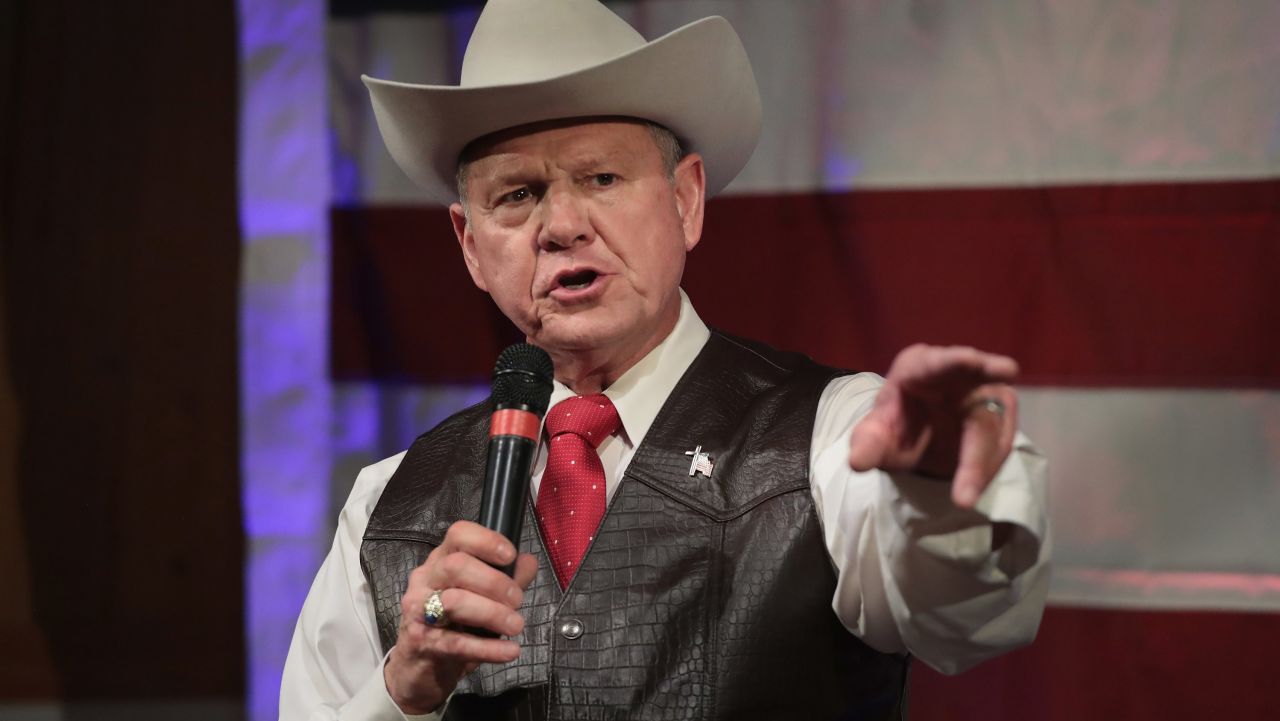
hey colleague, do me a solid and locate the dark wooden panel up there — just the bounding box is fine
[1,0,242,701]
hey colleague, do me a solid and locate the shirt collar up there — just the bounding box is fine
[546,289,710,448]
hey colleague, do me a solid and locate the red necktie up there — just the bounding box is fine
[537,394,620,590]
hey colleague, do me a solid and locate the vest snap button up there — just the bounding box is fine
[559,618,584,640]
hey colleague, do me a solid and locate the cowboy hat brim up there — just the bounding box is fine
[362,16,761,205]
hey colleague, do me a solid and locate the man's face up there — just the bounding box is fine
[451,119,705,369]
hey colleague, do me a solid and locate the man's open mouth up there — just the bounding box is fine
[557,269,599,291]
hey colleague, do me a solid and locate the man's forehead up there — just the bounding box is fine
[461,117,657,166]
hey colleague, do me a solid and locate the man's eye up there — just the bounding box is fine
[593,173,616,187]
[500,187,530,204]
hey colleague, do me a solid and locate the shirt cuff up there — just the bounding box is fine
[344,652,447,721]
[885,432,1048,579]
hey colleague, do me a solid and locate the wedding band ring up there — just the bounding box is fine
[972,397,1006,417]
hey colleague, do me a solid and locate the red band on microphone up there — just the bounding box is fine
[489,408,541,440]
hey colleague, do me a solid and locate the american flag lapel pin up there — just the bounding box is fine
[684,445,714,478]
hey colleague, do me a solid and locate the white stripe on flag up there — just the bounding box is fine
[1021,387,1280,611]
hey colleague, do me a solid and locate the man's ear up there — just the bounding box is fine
[672,153,706,252]
[450,202,488,292]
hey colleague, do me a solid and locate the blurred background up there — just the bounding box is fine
[2,0,1277,719]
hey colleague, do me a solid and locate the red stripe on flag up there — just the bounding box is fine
[331,206,523,383]
[910,606,1279,719]
[331,180,1279,385]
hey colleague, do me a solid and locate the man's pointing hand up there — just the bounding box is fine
[848,344,1020,509]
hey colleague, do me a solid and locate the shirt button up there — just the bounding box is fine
[559,618,584,640]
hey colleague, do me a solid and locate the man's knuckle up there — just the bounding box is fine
[445,519,476,540]
[440,587,463,610]
[438,632,468,657]
[442,551,469,576]
[409,563,430,585]
[403,624,426,648]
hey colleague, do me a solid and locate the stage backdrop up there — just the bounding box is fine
[241,1,1279,719]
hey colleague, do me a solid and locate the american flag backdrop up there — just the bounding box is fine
[239,1,1279,719]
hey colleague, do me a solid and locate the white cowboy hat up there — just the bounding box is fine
[362,0,762,205]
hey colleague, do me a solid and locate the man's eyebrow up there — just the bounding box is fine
[473,158,539,186]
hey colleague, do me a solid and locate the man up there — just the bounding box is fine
[281,1,1049,719]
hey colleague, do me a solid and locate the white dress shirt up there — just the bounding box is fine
[280,292,1051,720]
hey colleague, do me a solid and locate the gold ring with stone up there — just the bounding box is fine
[423,590,448,627]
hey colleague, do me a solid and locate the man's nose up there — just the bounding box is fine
[537,187,591,250]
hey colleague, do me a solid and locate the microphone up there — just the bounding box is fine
[477,343,554,576]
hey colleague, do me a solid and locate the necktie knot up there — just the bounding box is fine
[545,394,620,449]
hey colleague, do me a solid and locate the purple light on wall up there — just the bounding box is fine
[237,3,525,718]
[824,151,864,187]
[447,6,483,75]
[237,0,332,719]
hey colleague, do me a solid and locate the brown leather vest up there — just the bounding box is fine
[361,332,910,720]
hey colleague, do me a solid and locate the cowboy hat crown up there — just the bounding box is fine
[363,0,762,204]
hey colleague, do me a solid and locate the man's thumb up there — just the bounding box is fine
[848,418,889,472]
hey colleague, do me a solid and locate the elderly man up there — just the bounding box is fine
[281,1,1049,719]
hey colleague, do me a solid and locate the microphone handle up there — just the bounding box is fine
[477,434,538,576]
[469,434,537,640]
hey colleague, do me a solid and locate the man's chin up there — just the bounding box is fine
[533,331,618,356]
[530,316,626,355]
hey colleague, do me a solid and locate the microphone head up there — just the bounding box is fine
[492,343,554,417]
